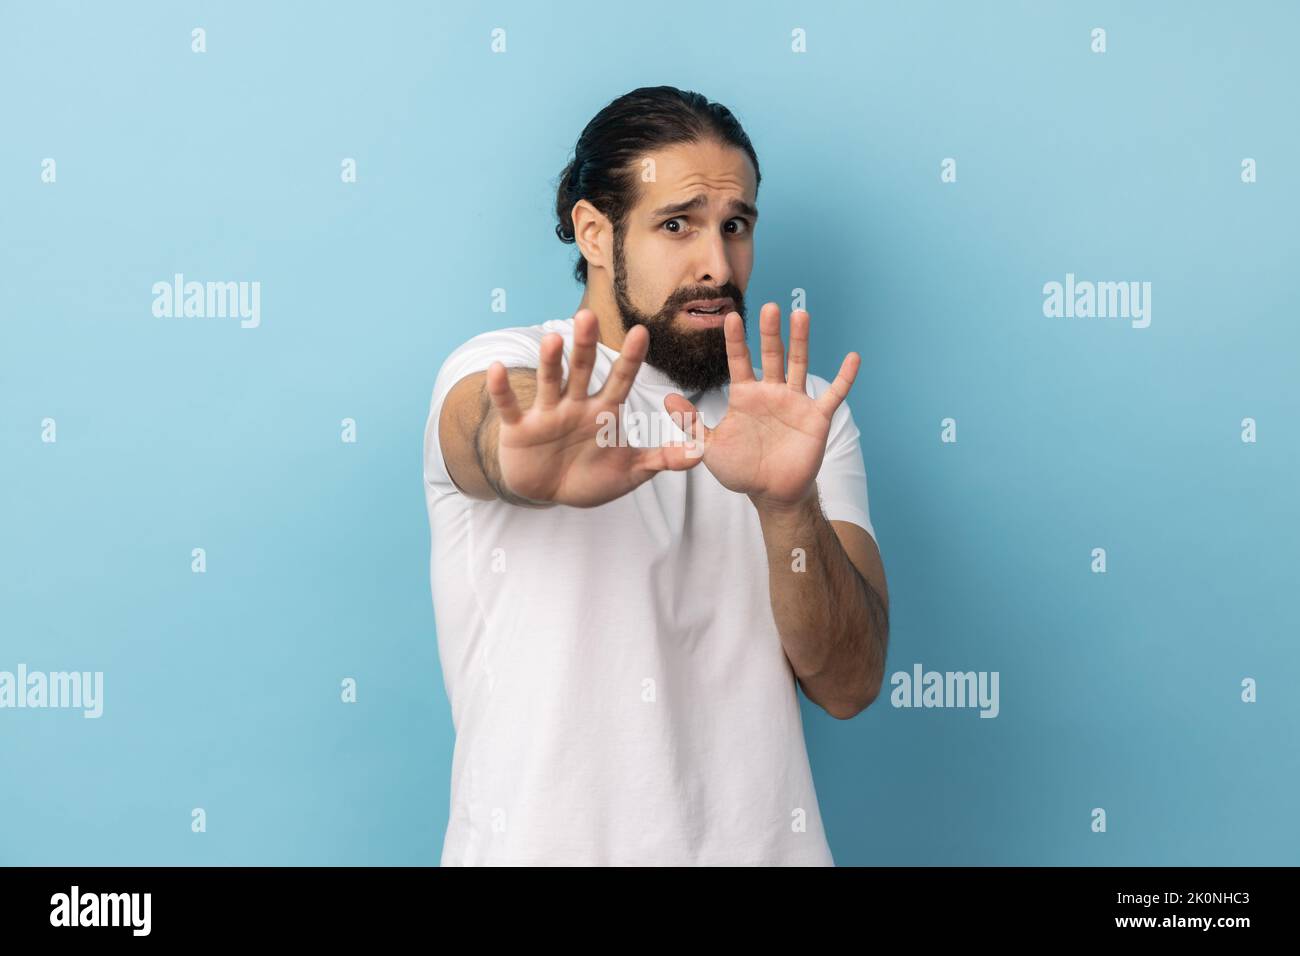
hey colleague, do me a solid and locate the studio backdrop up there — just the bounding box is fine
[2,0,1296,865]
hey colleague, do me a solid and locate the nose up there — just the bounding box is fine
[695,228,734,290]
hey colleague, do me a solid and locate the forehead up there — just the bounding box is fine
[634,139,757,211]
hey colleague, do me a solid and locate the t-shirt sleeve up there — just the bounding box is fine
[808,373,877,543]
[423,326,546,497]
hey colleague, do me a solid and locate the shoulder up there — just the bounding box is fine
[445,316,573,360]
[432,317,575,389]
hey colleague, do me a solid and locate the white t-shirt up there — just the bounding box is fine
[422,316,876,865]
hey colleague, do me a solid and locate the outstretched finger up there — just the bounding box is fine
[632,442,706,476]
[663,391,710,454]
[485,361,524,426]
[787,309,810,394]
[565,308,599,400]
[535,333,565,409]
[598,323,648,405]
[759,302,785,384]
[814,352,861,419]
[724,311,756,384]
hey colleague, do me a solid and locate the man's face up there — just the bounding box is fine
[611,139,757,393]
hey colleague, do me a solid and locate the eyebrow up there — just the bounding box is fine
[649,194,759,221]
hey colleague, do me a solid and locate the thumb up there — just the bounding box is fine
[663,393,709,451]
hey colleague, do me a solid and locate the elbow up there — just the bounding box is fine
[826,686,878,723]
[826,682,881,721]
[826,700,867,721]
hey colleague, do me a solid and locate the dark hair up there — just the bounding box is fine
[553,86,761,285]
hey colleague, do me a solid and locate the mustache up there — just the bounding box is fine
[667,291,745,312]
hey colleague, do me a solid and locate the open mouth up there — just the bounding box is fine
[682,298,732,317]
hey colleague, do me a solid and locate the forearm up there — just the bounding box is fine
[753,489,889,719]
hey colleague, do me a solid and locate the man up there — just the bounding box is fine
[422,86,889,865]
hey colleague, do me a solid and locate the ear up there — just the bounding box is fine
[572,198,612,275]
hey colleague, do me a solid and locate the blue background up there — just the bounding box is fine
[2,0,1296,865]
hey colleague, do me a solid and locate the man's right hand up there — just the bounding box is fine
[482,309,702,507]
[437,309,703,507]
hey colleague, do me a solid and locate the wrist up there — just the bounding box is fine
[750,485,820,524]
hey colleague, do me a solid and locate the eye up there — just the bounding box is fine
[661,217,752,236]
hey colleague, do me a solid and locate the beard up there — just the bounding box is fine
[611,228,746,394]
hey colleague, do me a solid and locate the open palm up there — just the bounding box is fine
[664,303,860,510]
[486,310,702,508]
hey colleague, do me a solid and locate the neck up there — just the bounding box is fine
[578,279,628,351]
